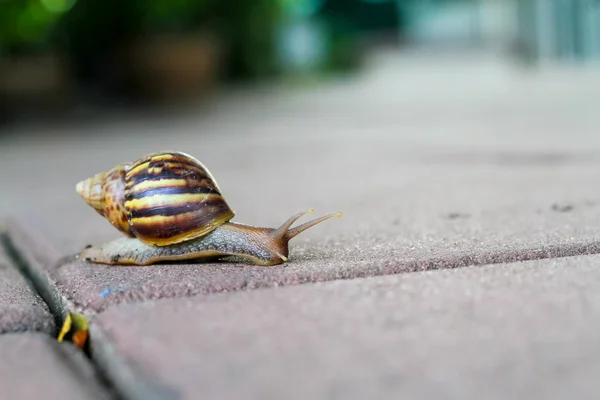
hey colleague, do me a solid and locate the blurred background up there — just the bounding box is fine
[0,0,599,257]
[1,0,599,129]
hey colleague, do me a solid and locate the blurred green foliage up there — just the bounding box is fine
[0,0,285,79]
[0,0,75,53]
[134,0,212,30]
[0,0,393,83]
[212,0,285,78]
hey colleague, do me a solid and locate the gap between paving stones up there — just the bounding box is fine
[51,240,600,315]
[7,220,600,316]
[0,231,185,400]
[0,228,56,335]
[1,233,66,331]
[4,221,600,400]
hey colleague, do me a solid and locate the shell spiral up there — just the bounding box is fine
[76,151,235,246]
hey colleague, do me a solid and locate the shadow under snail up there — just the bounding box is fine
[75,150,341,266]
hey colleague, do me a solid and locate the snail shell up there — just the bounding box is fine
[76,151,235,246]
[77,150,342,266]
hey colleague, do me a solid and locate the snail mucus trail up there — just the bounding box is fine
[75,151,341,266]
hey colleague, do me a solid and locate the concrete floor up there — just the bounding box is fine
[1,48,600,399]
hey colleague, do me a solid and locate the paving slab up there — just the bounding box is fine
[0,332,114,399]
[2,51,600,313]
[0,235,55,334]
[91,255,600,400]
[6,160,600,313]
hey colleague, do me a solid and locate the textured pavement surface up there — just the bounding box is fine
[92,255,600,400]
[7,162,600,313]
[1,50,600,399]
[0,236,55,334]
[0,333,113,399]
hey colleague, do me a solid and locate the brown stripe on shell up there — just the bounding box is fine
[124,174,220,201]
[128,181,218,200]
[126,164,213,189]
[128,157,212,178]
[127,151,205,175]
[129,200,235,246]
[124,152,177,183]
[151,151,224,192]
[125,161,151,183]
[127,193,225,218]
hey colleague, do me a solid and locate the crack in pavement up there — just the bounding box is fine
[0,233,66,332]
[3,222,600,399]
[0,232,180,400]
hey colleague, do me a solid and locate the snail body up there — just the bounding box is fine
[76,151,340,266]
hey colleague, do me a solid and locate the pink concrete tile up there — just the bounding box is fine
[2,64,600,314]
[92,255,600,400]
[7,160,600,313]
[0,241,55,333]
[0,333,113,399]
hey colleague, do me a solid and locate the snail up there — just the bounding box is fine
[75,151,341,266]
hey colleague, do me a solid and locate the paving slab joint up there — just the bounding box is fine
[89,324,182,400]
[0,232,67,333]
[0,230,129,400]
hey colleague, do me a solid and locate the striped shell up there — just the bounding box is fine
[76,151,235,246]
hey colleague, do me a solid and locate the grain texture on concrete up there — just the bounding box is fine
[3,51,600,313]
[0,333,114,400]
[93,255,600,400]
[0,238,55,334]
[7,159,600,313]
